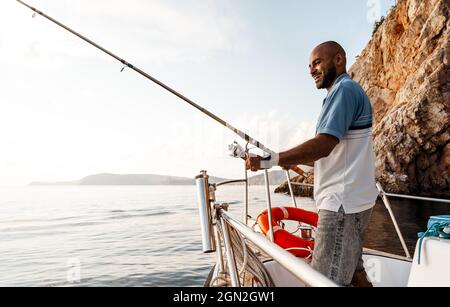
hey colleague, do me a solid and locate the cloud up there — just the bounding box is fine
[2,0,249,68]
[0,1,318,185]
[229,110,316,154]
[96,0,248,55]
[286,121,316,149]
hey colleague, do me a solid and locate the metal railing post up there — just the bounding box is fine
[244,165,249,225]
[376,182,412,259]
[264,170,275,242]
[219,218,240,287]
[213,223,225,274]
[285,170,297,208]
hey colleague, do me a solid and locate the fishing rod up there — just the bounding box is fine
[17,0,305,176]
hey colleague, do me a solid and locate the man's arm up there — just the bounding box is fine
[278,134,339,166]
[246,134,339,172]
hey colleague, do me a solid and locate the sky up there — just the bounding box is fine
[0,0,396,185]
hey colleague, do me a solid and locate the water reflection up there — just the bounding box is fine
[364,198,450,256]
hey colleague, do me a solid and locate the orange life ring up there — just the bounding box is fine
[257,207,318,258]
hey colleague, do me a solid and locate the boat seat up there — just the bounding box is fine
[407,237,450,287]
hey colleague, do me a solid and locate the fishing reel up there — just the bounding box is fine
[228,141,270,160]
[228,141,247,159]
[229,141,279,173]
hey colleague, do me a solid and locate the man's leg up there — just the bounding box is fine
[351,208,373,287]
[311,207,372,286]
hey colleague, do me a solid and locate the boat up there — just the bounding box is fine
[15,0,450,288]
[195,154,450,287]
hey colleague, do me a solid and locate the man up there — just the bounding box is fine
[246,41,378,287]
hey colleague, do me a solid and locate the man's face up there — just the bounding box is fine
[309,48,337,90]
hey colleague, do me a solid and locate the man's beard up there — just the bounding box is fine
[318,66,337,89]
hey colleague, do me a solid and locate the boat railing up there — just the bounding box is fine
[284,172,449,260]
[374,183,450,259]
[285,173,449,259]
[220,209,338,287]
[379,191,450,204]
[198,170,338,287]
[198,168,450,287]
[375,182,412,259]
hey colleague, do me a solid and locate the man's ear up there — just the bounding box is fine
[334,53,343,66]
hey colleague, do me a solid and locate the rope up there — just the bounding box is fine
[284,247,313,260]
[238,232,248,276]
[209,221,274,287]
[417,222,450,264]
[229,226,275,286]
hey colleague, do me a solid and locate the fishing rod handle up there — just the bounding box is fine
[288,166,306,177]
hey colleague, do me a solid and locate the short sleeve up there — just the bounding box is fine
[316,85,357,141]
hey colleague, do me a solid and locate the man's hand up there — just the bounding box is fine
[245,156,262,172]
[246,153,280,172]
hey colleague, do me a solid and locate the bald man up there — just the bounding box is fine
[246,41,378,286]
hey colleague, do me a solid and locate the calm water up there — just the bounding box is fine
[0,185,449,287]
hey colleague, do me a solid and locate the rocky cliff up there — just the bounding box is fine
[350,0,449,197]
[277,0,449,198]
[274,171,314,198]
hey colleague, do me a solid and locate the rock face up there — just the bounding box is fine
[349,0,450,197]
[276,0,449,198]
[274,171,314,197]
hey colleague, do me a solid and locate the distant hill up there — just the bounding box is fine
[29,173,228,186]
[29,169,309,186]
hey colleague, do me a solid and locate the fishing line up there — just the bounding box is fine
[16,0,276,158]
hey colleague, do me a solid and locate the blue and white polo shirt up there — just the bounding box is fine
[314,73,378,214]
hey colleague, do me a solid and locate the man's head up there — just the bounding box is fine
[309,41,347,90]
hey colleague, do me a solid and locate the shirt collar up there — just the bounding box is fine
[326,73,349,97]
[333,73,349,86]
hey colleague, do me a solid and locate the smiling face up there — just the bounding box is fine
[309,42,347,91]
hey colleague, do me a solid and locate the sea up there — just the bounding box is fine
[1,185,449,287]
